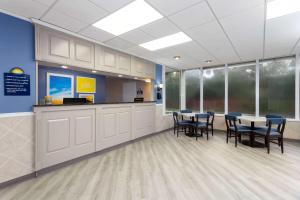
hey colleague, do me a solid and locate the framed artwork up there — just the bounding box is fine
[47,73,74,100]
[76,76,96,93]
[79,93,95,103]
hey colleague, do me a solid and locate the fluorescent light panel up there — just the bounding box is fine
[93,0,163,36]
[139,32,192,51]
[267,0,300,19]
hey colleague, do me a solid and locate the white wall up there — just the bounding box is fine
[155,104,173,132]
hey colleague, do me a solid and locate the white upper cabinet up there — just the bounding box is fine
[131,56,156,79]
[37,27,72,65]
[36,25,155,79]
[95,45,117,73]
[72,39,95,69]
[117,52,131,75]
[95,45,132,75]
[36,25,94,69]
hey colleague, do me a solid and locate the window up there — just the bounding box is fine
[228,63,256,115]
[203,68,225,113]
[260,57,295,118]
[185,69,200,111]
[165,67,180,112]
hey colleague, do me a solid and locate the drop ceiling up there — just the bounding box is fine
[1,0,300,69]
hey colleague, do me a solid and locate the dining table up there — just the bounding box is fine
[237,116,266,148]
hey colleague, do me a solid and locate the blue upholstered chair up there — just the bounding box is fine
[207,111,215,136]
[253,118,286,154]
[180,109,193,123]
[225,115,252,147]
[192,113,210,140]
[228,112,243,124]
[173,112,192,137]
[255,114,284,131]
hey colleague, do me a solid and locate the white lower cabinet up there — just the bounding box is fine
[37,109,95,169]
[96,105,132,151]
[133,104,155,139]
[34,103,155,170]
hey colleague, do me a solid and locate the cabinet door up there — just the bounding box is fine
[133,104,155,139]
[117,52,131,75]
[96,106,132,151]
[95,45,117,73]
[71,110,95,158]
[131,56,145,77]
[41,111,73,168]
[39,109,95,168]
[144,61,156,79]
[72,40,95,69]
[39,28,72,65]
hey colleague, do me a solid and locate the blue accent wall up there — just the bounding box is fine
[155,64,163,104]
[0,12,36,113]
[38,66,106,103]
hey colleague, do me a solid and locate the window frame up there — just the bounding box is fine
[163,55,299,120]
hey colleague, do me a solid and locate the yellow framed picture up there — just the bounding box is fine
[76,76,96,93]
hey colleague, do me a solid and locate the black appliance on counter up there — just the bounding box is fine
[134,98,144,102]
[63,98,87,104]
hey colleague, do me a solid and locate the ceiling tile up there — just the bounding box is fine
[169,1,215,30]
[186,21,240,63]
[126,46,158,59]
[52,0,108,24]
[220,5,264,61]
[88,0,134,12]
[147,0,204,16]
[140,18,180,38]
[120,29,154,44]
[104,37,135,50]
[206,0,264,19]
[79,26,115,42]
[171,42,216,63]
[0,0,48,19]
[265,12,300,58]
[33,0,56,6]
[42,9,87,32]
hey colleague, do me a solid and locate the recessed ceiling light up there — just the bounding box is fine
[145,79,151,83]
[267,0,300,19]
[173,56,181,60]
[139,32,192,51]
[92,70,97,73]
[93,0,163,36]
[205,60,212,64]
[61,66,68,69]
[118,74,123,77]
[134,77,138,80]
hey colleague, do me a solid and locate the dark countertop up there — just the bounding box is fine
[33,101,156,107]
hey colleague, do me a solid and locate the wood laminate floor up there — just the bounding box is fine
[1,130,300,200]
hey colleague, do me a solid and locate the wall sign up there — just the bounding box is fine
[4,67,30,96]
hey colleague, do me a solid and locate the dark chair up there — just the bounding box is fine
[253,118,286,154]
[225,115,252,147]
[180,109,193,113]
[180,109,193,122]
[255,114,284,131]
[228,112,243,124]
[192,113,210,140]
[228,112,252,128]
[207,111,215,136]
[173,112,191,137]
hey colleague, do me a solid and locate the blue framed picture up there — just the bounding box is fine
[47,73,74,100]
